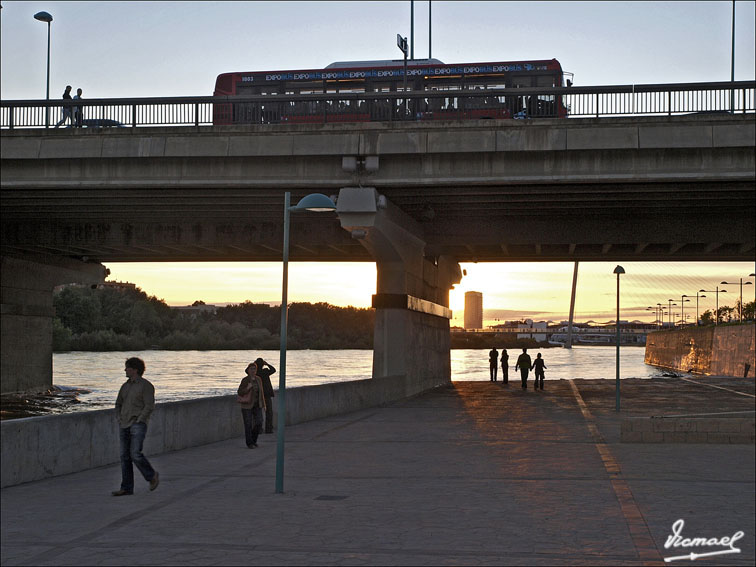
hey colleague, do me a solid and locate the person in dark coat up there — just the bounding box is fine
[531,352,547,390]
[501,349,509,384]
[254,357,276,433]
[488,348,499,381]
[515,348,532,390]
[54,85,73,128]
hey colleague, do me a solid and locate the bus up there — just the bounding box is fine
[213,58,569,125]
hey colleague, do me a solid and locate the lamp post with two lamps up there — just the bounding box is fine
[33,11,53,128]
[694,291,706,326]
[276,192,337,494]
[679,296,691,327]
[667,299,677,328]
[700,288,727,325]
[613,265,624,412]
[720,279,753,323]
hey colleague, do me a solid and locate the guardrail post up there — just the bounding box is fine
[195,103,199,127]
[667,91,671,116]
[595,93,599,118]
[131,104,137,128]
[9,107,14,130]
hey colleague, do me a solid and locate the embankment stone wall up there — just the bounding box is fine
[645,324,755,378]
[1,374,417,488]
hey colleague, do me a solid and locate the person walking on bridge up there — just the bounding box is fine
[515,348,532,390]
[237,362,266,448]
[532,352,547,390]
[112,357,159,496]
[489,347,499,381]
[54,85,72,128]
[501,349,509,384]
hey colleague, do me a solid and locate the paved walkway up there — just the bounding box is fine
[2,378,754,566]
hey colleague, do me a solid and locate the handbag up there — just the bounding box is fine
[237,382,253,404]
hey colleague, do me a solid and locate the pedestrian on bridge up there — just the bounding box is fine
[112,357,160,496]
[515,348,532,390]
[532,352,547,390]
[501,349,509,384]
[54,85,72,128]
[73,88,83,127]
[489,347,499,381]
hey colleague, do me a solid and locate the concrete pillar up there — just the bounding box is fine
[1,255,107,394]
[337,188,462,396]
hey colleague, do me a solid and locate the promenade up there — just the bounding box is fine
[2,377,754,566]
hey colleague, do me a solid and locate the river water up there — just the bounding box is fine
[50,346,679,413]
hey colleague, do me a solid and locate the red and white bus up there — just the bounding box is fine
[213,58,569,124]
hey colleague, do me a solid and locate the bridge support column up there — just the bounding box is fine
[1,255,107,394]
[337,188,462,396]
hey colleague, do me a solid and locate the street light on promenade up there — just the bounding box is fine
[720,279,753,323]
[613,266,625,412]
[33,11,53,128]
[679,296,691,327]
[694,292,706,326]
[646,306,657,330]
[667,299,677,328]
[276,192,337,494]
[657,303,667,329]
[700,288,727,325]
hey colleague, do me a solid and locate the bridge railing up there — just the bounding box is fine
[1,81,753,130]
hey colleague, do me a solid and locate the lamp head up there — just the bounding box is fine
[292,193,336,212]
[613,265,625,275]
[34,11,53,23]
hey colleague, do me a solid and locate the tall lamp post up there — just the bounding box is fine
[276,192,337,494]
[700,287,727,325]
[613,266,624,412]
[679,296,691,327]
[667,299,677,328]
[720,279,753,323]
[657,303,666,329]
[34,11,53,128]
[694,292,706,326]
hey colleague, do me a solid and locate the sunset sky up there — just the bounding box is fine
[2,2,754,326]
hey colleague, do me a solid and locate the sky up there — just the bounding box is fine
[2,1,755,325]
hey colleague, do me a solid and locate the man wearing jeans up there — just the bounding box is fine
[112,357,159,496]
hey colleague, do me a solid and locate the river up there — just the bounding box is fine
[49,346,679,413]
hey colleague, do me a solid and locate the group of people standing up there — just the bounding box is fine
[236,358,276,449]
[54,85,84,128]
[488,347,547,390]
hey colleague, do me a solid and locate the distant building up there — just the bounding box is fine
[172,304,218,317]
[464,291,483,330]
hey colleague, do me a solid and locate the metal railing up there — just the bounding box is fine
[1,81,753,130]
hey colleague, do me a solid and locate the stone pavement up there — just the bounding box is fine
[2,377,754,566]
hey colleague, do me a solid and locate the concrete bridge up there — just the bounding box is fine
[2,113,755,394]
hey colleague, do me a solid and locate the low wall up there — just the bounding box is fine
[1,374,414,488]
[644,324,755,377]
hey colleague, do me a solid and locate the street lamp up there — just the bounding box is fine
[700,287,727,325]
[34,11,53,128]
[720,279,753,323]
[680,296,691,327]
[694,292,706,326]
[613,266,624,412]
[276,192,336,494]
[657,303,667,329]
[667,299,677,328]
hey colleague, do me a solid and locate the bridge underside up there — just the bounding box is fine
[2,178,754,262]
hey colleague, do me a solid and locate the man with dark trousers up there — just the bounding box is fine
[488,347,499,381]
[515,348,532,390]
[254,358,276,433]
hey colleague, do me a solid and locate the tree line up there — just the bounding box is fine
[52,285,374,351]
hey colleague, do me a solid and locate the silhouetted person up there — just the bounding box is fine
[254,357,276,433]
[238,362,265,448]
[489,347,499,381]
[54,85,72,128]
[501,349,509,384]
[73,88,83,127]
[532,352,547,390]
[112,357,159,496]
[515,348,532,390]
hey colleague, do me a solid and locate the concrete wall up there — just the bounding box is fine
[644,324,755,377]
[1,374,416,488]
